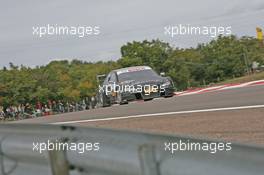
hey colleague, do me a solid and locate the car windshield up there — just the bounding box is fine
[118,69,159,82]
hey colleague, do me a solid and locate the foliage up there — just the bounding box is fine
[1,36,264,107]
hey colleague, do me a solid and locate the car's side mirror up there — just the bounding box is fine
[160,72,165,77]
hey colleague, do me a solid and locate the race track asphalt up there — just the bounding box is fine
[16,84,264,124]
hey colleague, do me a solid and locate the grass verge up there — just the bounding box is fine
[217,71,264,85]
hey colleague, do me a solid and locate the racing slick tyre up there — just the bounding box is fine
[97,92,111,107]
[117,93,128,105]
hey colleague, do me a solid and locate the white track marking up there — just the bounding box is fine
[221,80,264,90]
[175,80,264,96]
[178,85,225,96]
[52,104,264,125]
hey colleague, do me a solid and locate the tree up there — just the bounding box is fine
[1,35,263,107]
[120,39,172,73]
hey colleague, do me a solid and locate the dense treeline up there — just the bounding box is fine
[119,35,264,88]
[0,61,120,108]
[0,35,264,107]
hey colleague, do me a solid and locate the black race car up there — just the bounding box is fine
[97,66,174,107]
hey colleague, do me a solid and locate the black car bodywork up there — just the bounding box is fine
[97,66,174,107]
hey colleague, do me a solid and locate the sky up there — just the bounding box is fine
[0,0,264,67]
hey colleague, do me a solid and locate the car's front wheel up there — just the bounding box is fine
[117,93,128,105]
[97,92,111,107]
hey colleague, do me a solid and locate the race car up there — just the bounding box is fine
[97,66,175,107]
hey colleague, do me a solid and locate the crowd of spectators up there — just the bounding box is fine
[0,97,97,121]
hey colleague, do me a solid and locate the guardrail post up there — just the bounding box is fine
[138,144,160,175]
[48,140,70,175]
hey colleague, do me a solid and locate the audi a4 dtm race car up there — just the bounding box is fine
[97,66,175,107]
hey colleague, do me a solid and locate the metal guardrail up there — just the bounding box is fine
[0,124,264,175]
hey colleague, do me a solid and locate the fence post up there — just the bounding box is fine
[48,140,70,175]
[138,144,160,175]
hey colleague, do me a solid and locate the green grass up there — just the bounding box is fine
[217,71,264,85]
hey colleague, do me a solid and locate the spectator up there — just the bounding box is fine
[0,106,5,119]
[1,98,92,120]
[58,100,65,113]
[44,105,51,116]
